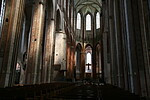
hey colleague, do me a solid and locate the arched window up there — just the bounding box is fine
[85,52,92,73]
[56,10,61,31]
[58,0,61,5]
[0,0,5,37]
[86,52,92,64]
[77,13,81,29]
[15,63,21,84]
[96,12,100,29]
[86,14,91,30]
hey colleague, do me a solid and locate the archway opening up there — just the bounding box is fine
[56,10,61,31]
[15,63,21,84]
[75,43,82,80]
[85,45,92,78]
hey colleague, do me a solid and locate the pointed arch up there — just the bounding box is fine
[0,0,6,37]
[96,12,100,29]
[49,0,54,19]
[77,13,81,29]
[56,9,61,31]
[74,43,82,80]
[85,44,92,73]
[86,14,91,30]
[76,43,82,50]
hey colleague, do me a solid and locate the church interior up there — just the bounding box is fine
[0,0,150,99]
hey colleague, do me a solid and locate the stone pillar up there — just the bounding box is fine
[80,15,85,79]
[0,0,25,87]
[102,0,111,84]
[113,0,121,87]
[75,46,81,80]
[123,0,142,94]
[81,49,85,79]
[25,0,46,84]
[129,0,150,97]
[42,11,55,83]
[122,0,134,93]
[48,19,55,82]
[70,45,75,80]
[130,0,147,96]
[72,44,76,81]
[66,40,71,79]
[53,32,67,80]
[113,0,126,88]
[103,32,111,83]
[119,0,129,90]
[70,45,73,78]
[138,0,150,97]
[92,16,96,79]
[108,0,118,85]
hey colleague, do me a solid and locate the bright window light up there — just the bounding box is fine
[86,14,91,30]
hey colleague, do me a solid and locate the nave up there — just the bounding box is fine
[0,0,150,99]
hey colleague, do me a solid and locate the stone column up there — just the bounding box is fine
[130,0,144,96]
[102,0,111,84]
[66,40,71,79]
[53,31,67,80]
[72,44,76,81]
[119,0,129,90]
[0,0,25,87]
[81,15,85,79]
[48,19,55,82]
[42,6,55,83]
[81,49,85,79]
[130,0,150,97]
[113,0,126,88]
[103,32,109,83]
[25,0,46,84]
[123,0,142,94]
[69,44,73,78]
[70,45,75,80]
[138,0,150,97]
[113,0,121,87]
[92,15,96,79]
[108,0,118,85]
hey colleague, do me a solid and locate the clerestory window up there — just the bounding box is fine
[86,14,91,31]
[77,13,81,29]
[0,0,6,37]
[96,12,100,29]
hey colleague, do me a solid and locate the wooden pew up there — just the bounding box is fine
[0,82,76,100]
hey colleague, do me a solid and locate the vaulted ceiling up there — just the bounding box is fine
[74,0,102,15]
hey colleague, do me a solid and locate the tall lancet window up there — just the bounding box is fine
[85,52,92,73]
[96,12,100,29]
[86,14,91,30]
[0,0,5,37]
[77,13,81,29]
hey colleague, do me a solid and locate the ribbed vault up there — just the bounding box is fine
[75,0,102,15]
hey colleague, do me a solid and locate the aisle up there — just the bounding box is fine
[50,84,101,100]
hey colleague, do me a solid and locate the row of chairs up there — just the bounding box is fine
[99,84,146,100]
[0,82,76,100]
